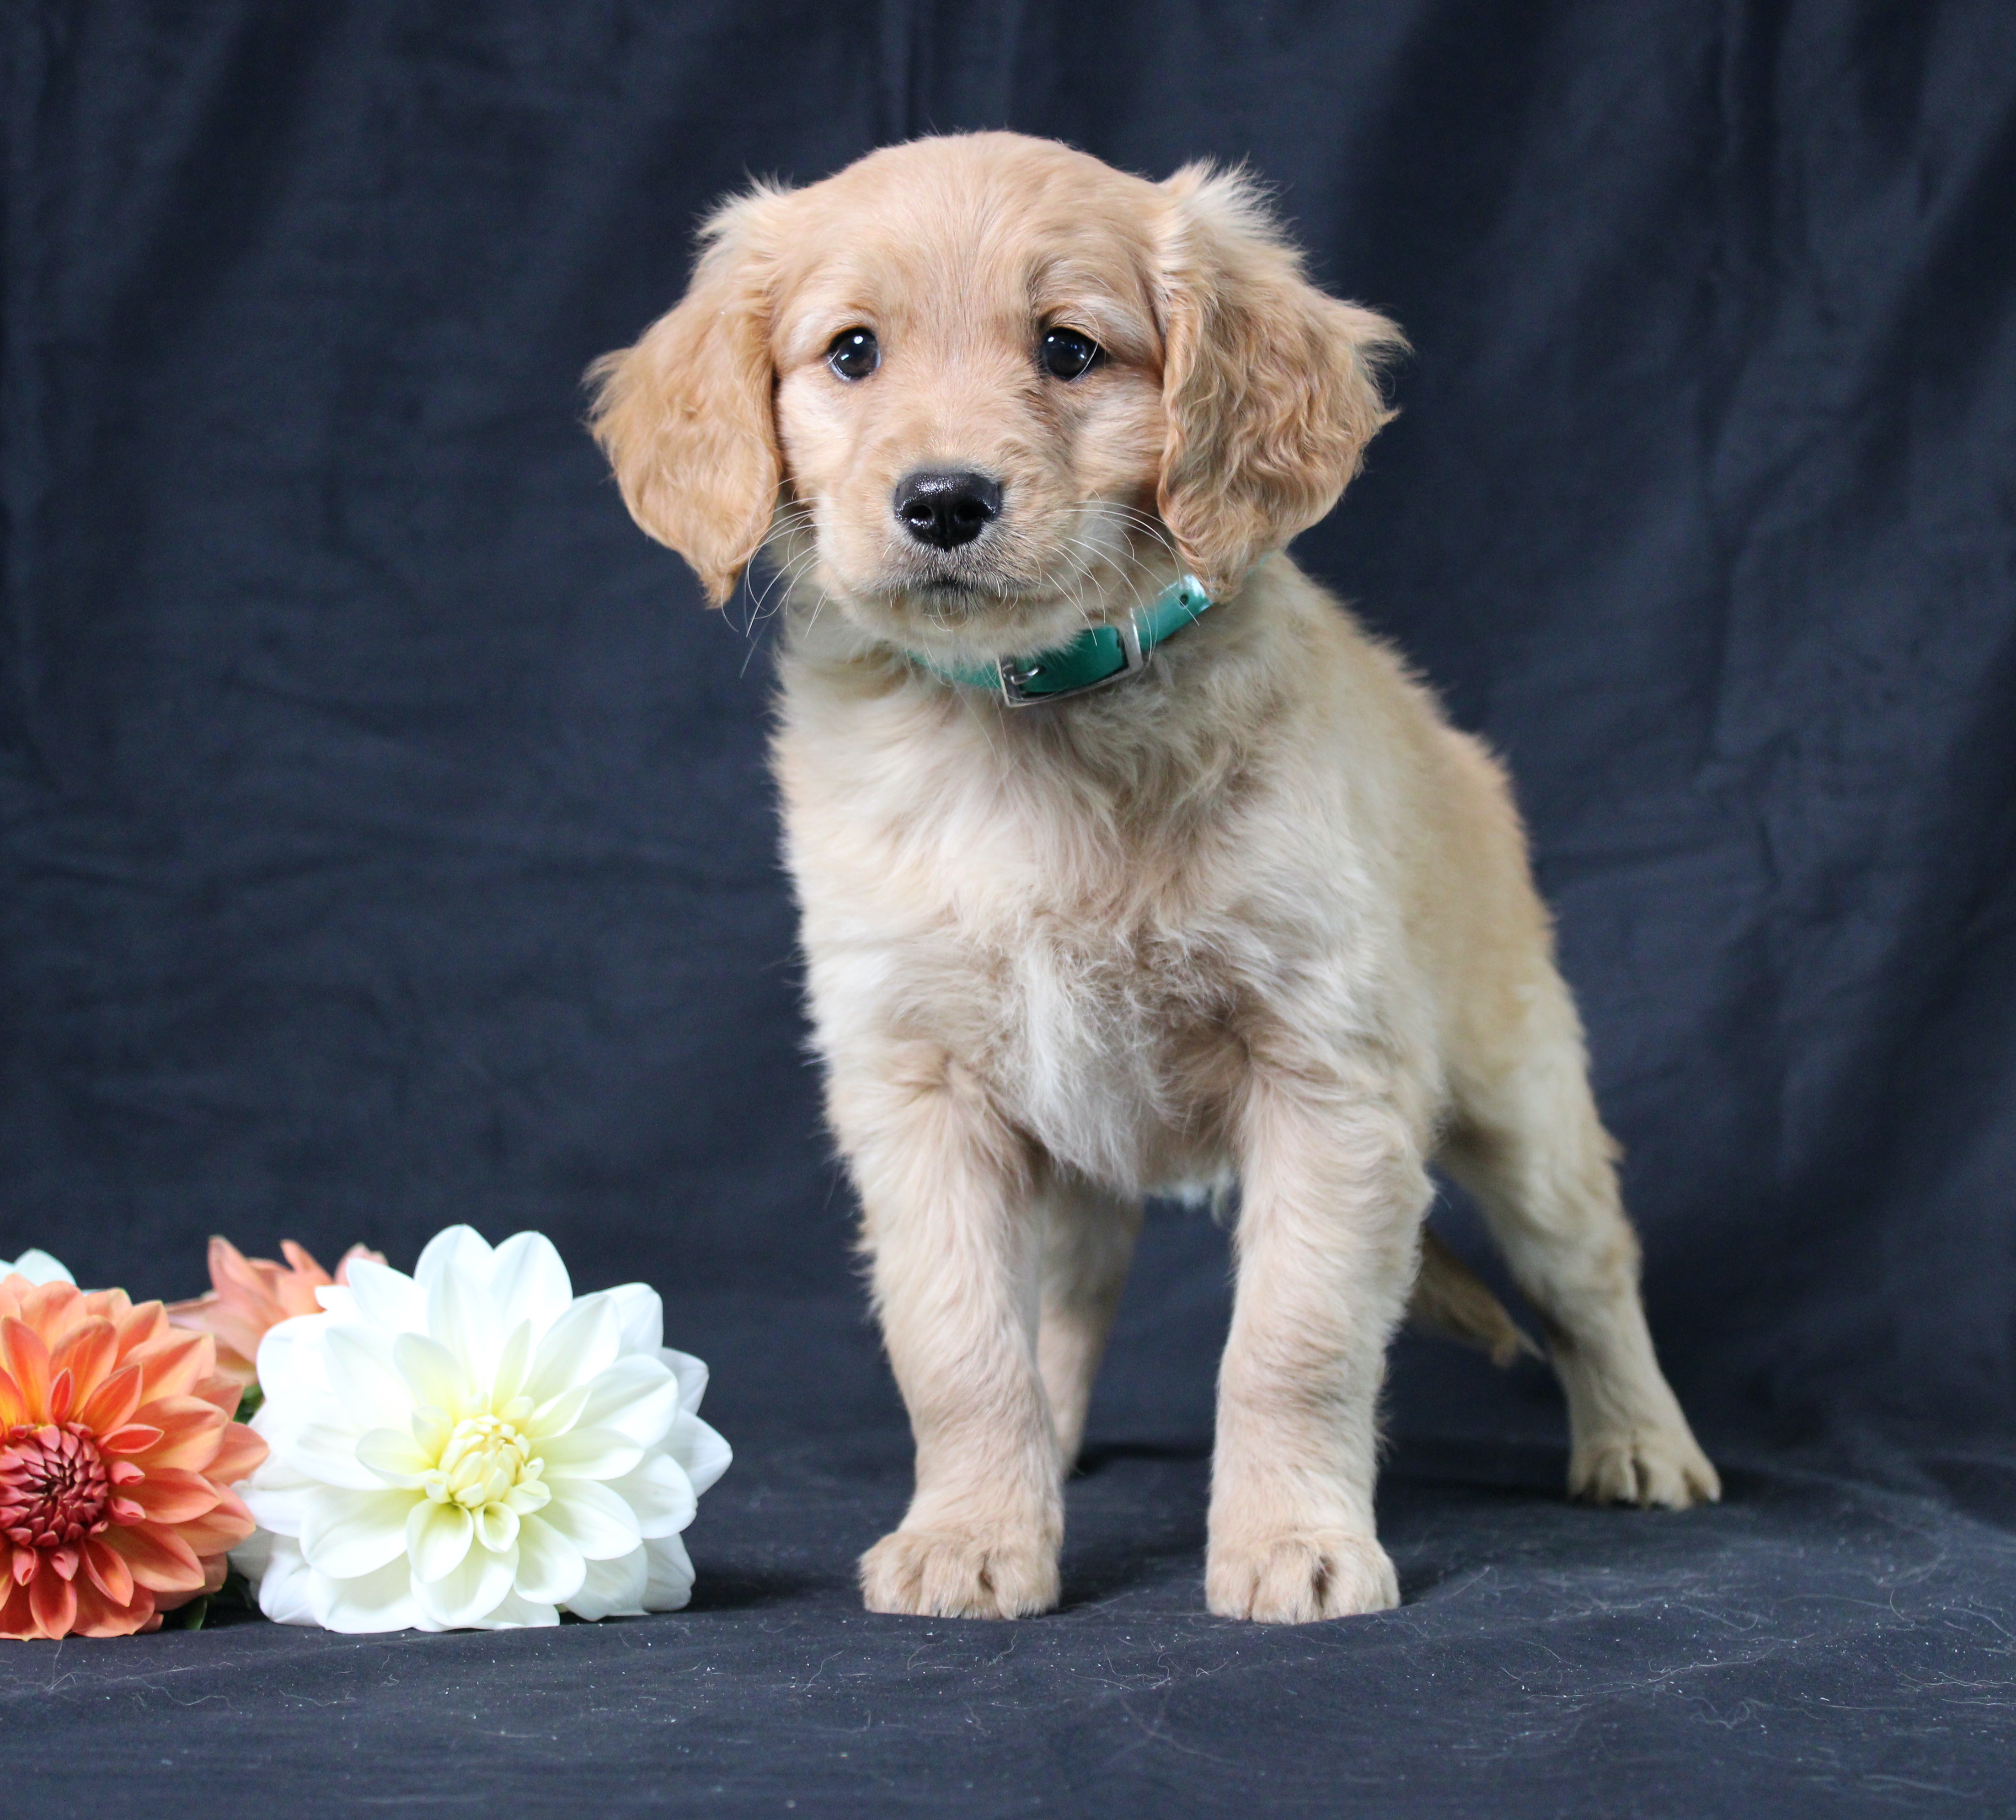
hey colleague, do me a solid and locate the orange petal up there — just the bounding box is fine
[0,1365,27,1429]
[1,1322,50,1427]
[69,1578,154,1638]
[205,1422,268,1484]
[207,1237,271,1300]
[124,1469,220,1525]
[77,1362,144,1434]
[113,1301,169,1357]
[98,1423,164,1455]
[84,1287,132,1323]
[49,1318,117,1404]
[172,1486,257,1556]
[0,1575,37,1638]
[136,1328,213,1403]
[104,1521,204,1593]
[46,1368,73,1425]
[82,1536,134,1606]
[0,1319,49,1416]
[20,1281,85,1345]
[279,1239,332,1281]
[28,1564,75,1637]
[129,1396,228,1470]
[191,1371,244,1417]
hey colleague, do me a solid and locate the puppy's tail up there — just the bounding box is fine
[1408,1230,1543,1368]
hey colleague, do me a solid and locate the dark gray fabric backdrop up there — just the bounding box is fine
[3,3,2013,1814]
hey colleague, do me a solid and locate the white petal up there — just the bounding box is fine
[565,1546,647,1622]
[355,1428,431,1488]
[230,1526,273,1584]
[393,1332,468,1414]
[605,1452,696,1539]
[312,1555,426,1634]
[412,1536,515,1629]
[575,1354,679,1448]
[661,1347,710,1415]
[536,1426,644,1482]
[254,1315,325,1400]
[237,1459,317,1537]
[414,1225,492,1295]
[528,1381,591,1439]
[642,1532,695,1612]
[490,1320,532,1410]
[284,1420,392,1491]
[487,1233,574,1335]
[539,1477,642,1561]
[606,1283,663,1356]
[3,1249,74,1286]
[406,1499,474,1583]
[522,1293,621,1406]
[469,1589,560,1630]
[512,1513,587,1605]
[301,1489,419,1578]
[322,1326,413,1427]
[475,1502,519,1555]
[670,1412,733,1498]
[248,1537,322,1625]
[341,1258,423,1333]
[427,1262,501,1387]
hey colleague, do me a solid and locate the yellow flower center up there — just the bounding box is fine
[422,1413,550,1515]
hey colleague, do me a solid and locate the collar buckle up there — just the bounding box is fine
[995,615,1146,707]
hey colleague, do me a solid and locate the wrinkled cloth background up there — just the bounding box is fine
[3,3,2013,1814]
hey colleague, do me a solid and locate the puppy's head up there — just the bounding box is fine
[589,134,1402,661]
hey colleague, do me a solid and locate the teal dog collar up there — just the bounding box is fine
[916,575,1212,707]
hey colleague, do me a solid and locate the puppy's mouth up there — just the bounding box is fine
[884,566,1035,614]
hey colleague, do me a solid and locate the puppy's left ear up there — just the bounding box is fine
[1155,167,1406,599]
[587,185,789,606]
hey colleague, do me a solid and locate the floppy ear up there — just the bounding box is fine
[1155,166,1406,600]
[587,187,788,606]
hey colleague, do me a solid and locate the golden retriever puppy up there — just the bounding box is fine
[589,132,1718,1624]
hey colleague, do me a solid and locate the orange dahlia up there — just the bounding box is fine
[167,1236,385,1387]
[0,1273,266,1638]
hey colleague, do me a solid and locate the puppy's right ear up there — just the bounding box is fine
[587,187,788,607]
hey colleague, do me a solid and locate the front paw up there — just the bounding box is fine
[1570,1427,1722,1509]
[1206,1528,1399,1623]
[859,1525,1061,1619]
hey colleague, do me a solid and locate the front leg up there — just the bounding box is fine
[1208,1067,1431,1623]
[1035,1164,1144,1471]
[831,1041,1061,1619]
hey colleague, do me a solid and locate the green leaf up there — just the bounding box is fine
[234,1380,263,1422]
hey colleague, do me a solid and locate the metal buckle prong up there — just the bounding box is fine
[995,617,1149,708]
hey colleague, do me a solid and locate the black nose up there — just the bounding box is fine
[893,470,1001,550]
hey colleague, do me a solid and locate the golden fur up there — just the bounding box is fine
[590,132,1717,1624]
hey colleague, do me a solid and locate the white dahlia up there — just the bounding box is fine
[0,1248,75,1285]
[232,1226,729,1632]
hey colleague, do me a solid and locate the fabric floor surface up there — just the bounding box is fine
[4,1422,2011,1819]
[5,1263,2013,1820]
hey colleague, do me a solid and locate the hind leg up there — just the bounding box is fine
[1034,1165,1143,1471]
[1442,980,1719,1509]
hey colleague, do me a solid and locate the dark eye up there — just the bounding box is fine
[827,327,879,380]
[1040,327,1103,380]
